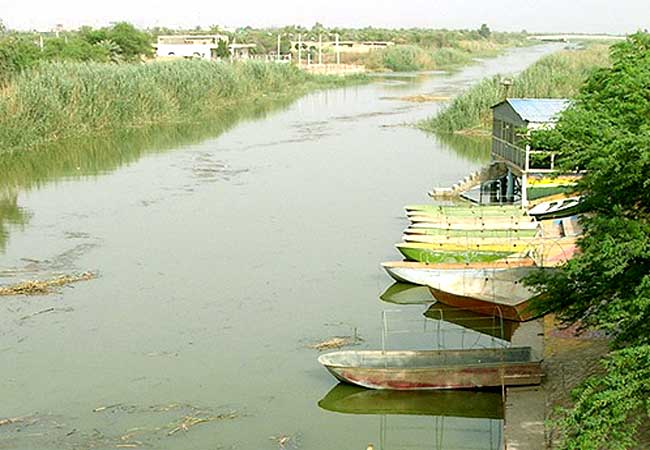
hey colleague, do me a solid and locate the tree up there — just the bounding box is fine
[526,32,650,449]
[215,38,229,59]
[0,19,6,35]
[478,24,491,39]
[105,22,153,61]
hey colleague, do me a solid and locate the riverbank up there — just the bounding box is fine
[0,60,367,154]
[418,43,610,135]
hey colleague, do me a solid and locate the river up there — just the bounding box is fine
[0,44,561,450]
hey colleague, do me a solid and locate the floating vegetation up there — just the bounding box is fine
[307,329,364,351]
[0,272,95,296]
[0,404,241,449]
[269,432,302,449]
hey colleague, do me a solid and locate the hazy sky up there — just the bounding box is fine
[0,0,647,34]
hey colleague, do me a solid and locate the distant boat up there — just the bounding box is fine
[396,242,524,264]
[318,347,542,390]
[318,383,504,418]
[527,196,581,220]
[381,259,535,287]
[379,283,434,305]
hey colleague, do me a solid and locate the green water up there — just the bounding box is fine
[0,44,561,450]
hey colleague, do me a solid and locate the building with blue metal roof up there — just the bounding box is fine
[489,98,570,205]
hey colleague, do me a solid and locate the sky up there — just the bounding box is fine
[0,0,647,34]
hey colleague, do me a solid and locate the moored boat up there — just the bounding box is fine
[318,347,542,390]
[527,196,581,220]
[396,242,526,264]
[406,204,524,217]
[426,269,543,322]
[381,259,536,287]
[402,234,540,246]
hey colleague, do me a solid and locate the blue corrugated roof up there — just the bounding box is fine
[500,98,570,123]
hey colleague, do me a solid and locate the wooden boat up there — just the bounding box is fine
[527,196,581,220]
[381,259,535,287]
[318,384,504,418]
[396,242,525,264]
[379,283,434,305]
[424,303,520,341]
[318,347,542,390]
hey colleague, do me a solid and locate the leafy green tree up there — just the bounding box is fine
[105,22,153,61]
[0,35,41,84]
[478,24,491,39]
[0,19,6,35]
[526,32,650,449]
[215,38,229,58]
[42,37,110,62]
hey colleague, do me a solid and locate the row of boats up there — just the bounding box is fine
[318,196,581,391]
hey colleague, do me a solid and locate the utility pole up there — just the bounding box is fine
[277,34,281,62]
[335,33,340,65]
[318,33,322,65]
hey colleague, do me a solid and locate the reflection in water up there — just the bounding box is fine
[319,384,503,450]
[320,384,504,418]
[0,96,297,195]
[434,133,492,164]
[0,95,298,253]
[380,282,435,305]
[0,193,31,252]
[424,303,520,342]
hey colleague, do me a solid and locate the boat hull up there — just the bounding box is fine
[381,260,535,287]
[429,286,536,322]
[319,348,542,390]
[396,243,517,264]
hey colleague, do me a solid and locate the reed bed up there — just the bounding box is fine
[364,39,516,72]
[0,60,362,153]
[419,44,611,134]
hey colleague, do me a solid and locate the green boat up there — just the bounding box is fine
[406,204,524,218]
[396,243,516,264]
[318,383,504,419]
[405,227,538,239]
[379,283,435,305]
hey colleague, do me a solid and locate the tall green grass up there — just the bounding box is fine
[419,44,611,134]
[0,60,364,153]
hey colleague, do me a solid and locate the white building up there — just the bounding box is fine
[156,35,228,60]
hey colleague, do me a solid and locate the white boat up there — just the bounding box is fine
[527,196,581,220]
[381,260,536,287]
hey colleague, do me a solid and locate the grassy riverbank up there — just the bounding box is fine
[0,60,365,153]
[419,44,611,134]
[356,37,531,72]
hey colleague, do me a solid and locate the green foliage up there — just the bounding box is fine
[555,346,650,450]
[523,33,650,449]
[478,24,491,39]
[216,39,229,58]
[420,44,611,134]
[42,37,110,62]
[0,60,365,152]
[0,35,41,84]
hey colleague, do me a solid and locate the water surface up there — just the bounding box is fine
[0,44,561,450]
